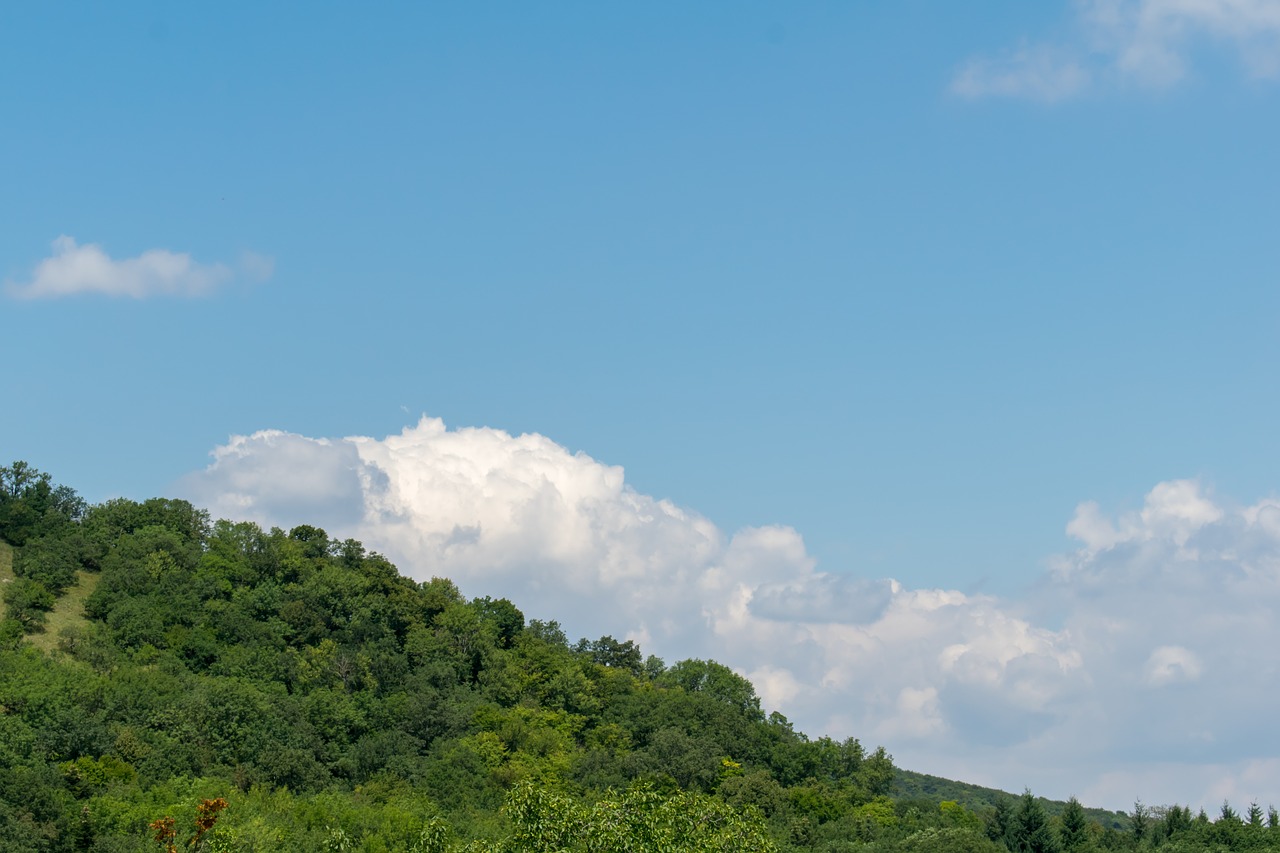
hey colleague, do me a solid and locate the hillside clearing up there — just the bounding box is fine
[1,540,98,653]
[29,569,98,653]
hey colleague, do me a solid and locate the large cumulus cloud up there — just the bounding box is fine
[179,417,1280,810]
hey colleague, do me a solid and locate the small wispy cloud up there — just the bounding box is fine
[6,235,273,300]
[952,0,1280,100]
[950,44,1092,101]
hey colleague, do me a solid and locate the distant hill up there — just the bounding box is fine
[894,768,1130,830]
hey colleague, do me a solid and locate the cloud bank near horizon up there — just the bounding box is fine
[952,0,1280,100]
[5,236,273,300]
[178,417,1280,810]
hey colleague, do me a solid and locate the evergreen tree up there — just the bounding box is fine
[1130,800,1148,842]
[988,798,1014,849]
[1058,796,1089,851]
[1011,790,1058,853]
[1162,804,1191,841]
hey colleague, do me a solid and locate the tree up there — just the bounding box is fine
[1161,804,1192,841]
[987,797,1013,849]
[150,798,228,852]
[3,577,55,631]
[14,532,86,594]
[1131,800,1148,842]
[500,780,776,852]
[1058,796,1089,851]
[0,462,84,546]
[898,827,1006,853]
[659,659,763,719]
[473,597,524,648]
[1010,790,1058,853]
[1215,800,1244,848]
[579,635,643,674]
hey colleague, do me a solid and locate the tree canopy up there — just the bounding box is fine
[0,462,1272,851]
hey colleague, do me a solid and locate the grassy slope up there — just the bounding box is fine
[1,539,97,653]
[29,569,98,653]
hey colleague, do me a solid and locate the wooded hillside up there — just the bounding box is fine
[0,462,1272,852]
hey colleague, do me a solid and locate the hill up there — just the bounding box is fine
[893,769,1129,830]
[0,461,1270,851]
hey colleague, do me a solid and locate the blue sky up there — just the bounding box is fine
[5,1,1280,808]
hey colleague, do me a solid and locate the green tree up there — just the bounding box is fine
[473,597,524,649]
[3,578,55,631]
[987,797,1013,848]
[659,659,763,719]
[897,827,1006,853]
[1160,803,1192,843]
[1059,796,1090,851]
[1131,800,1148,842]
[579,635,643,674]
[0,461,85,546]
[13,532,88,594]
[500,780,776,853]
[1010,790,1058,853]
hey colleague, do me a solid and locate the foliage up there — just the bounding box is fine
[3,462,1267,852]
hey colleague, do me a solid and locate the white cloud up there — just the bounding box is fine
[878,686,945,740]
[952,0,1280,99]
[5,235,272,299]
[1064,478,1223,555]
[950,45,1091,101]
[1143,645,1204,686]
[179,417,1280,810]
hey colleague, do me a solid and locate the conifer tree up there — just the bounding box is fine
[1011,790,1059,853]
[1058,796,1089,851]
[1131,800,1148,842]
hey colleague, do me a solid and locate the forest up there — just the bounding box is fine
[0,460,1274,851]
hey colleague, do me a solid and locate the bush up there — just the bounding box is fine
[3,578,55,631]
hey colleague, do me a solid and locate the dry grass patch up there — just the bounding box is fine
[29,570,98,654]
[2,539,99,652]
[0,540,12,584]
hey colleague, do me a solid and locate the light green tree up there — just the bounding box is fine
[498,780,776,853]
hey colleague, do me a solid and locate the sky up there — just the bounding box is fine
[4,0,1280,811]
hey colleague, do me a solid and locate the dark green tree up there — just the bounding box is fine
[579,635,643,674]
[3,577,55,630]
[987,797,1013,849]
[1010,790,1058,853]
[0,461,84,546]
[13,532,87,594]
[1130,800,1148,842]
[1161,803,1192,842]
[473,596,524,648]
[1058,796,1089,851]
